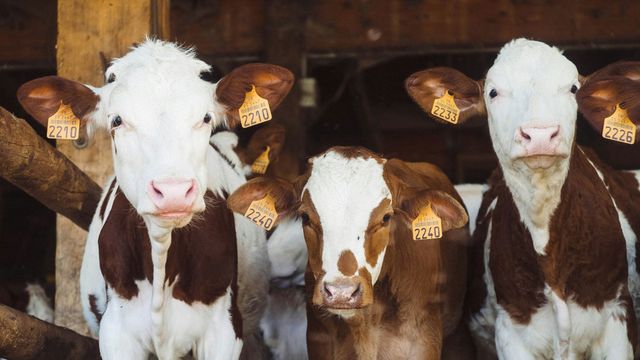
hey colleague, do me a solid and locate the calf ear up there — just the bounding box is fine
[577,76,640,133]
[405,67,485,124]
[216,63,294,128]
[585,61,640,83]
[227,176,298,224]
[17,76,99,127]
[245,123,286,164]
[397,189,468,233]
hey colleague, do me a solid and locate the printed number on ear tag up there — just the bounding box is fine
[251,146,271,174]
[602,104,636,145]
[239,85,272,128]
[47,103,80,140]
[412,203,442,240]
[431,90,460,124]
[244,195,278,231]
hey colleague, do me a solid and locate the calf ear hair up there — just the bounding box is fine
[405,67,486,125]
[216,63,294,128]
[577,76,640,133]
[396,189,468,233]
[584,61,640,83]
[17,76,99,128]
[227,176,298,224]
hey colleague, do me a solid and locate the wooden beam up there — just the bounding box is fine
[0,107,100,231]
[0,304,99,360]
[55,0,158,334]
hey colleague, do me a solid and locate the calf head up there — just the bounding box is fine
[228,147,467,317]
[18,40,293,230]
[407,38,580,172]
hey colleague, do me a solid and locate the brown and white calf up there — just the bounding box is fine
[17,40,293,360]
[406,38,640,359]
[228,146,473,359]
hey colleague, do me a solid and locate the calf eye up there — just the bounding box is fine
[107,73,116,83]
[570,84,578,94]
[203,113,212,124]
[489,89,498,99]
[300,212,310,226]
[382,213,392,225]
[111,115,123,129]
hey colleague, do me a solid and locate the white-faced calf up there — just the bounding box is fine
[18,40,293,360]
[406,38,640,359]
[229,146,472,359]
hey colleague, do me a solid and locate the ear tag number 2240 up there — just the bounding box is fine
[431,90,460,124]
[412,203,442,241]
[47,103,80,140]
[239,85,272,128]
[244,195,278,231]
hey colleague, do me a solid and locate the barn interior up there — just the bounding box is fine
[0,0,638,352]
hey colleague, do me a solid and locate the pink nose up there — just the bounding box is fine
[322,279,362,309]
[517,126,561,156]
[148,179,197,214]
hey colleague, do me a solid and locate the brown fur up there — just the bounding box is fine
[97,186,242,337]
[338,250,358,276]
[364,199,392,268]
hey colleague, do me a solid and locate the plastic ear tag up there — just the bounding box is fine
[431,90,460,124]
[244,194,278,230]
[251,146,271,174]
[602,104,636,145]
[239,85,272,128]
[412,203,442,240]
[47,103,80,140]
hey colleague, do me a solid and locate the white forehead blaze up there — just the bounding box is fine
[483,38,579,162]
[304,151,391,284]
[92,39,221,214]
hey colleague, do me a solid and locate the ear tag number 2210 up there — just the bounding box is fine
[431,90,460,124]
[412,203,442,241]
[602,104,636,145]
[239,85,272,128]
[47,103,80,140]
[244,195,278,231]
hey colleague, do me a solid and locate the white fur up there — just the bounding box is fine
[24,283,54,323]
[454,183,487,235]
[78,40,271,359]
[260,287,308,360]
[303,151,391,295]
[267,217,307,280]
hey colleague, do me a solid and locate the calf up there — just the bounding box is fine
[18,40,293,359]
[406,38,640,359]
[0,281,53,323]
[228,146,472,359]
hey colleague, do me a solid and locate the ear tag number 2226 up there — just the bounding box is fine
[602,104,636,145]
[239,85,272,128]
[47,103,80,140]
[244,195,278,231]
[412,203,442,241]
[431,90,460,124]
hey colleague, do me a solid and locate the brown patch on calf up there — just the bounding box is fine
[88,294,103,323]
[99,185,241,337]
[300,191,324,277]
[99,178,117,221]
[364,198,392,267]
[337,250,357,276]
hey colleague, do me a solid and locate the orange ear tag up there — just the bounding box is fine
[602,104,636,145]
[244,194,278,230]
[431,90,460,124]
[239,85,272,128]
[47,103,80,140]
[251,146,271,175]
[412,203,442,240]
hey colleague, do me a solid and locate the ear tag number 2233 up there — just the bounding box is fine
[431,90,460,124]
[412,203,442,240]
[47,103,80,140]
[244,195,278,231]
[602,104,636,145]
[239,85,272,128]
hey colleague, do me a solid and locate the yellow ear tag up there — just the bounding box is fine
[239,85,272,128]
[244,194,278,230]
[431,90,460,124]
[251,146,271,175]
[412,203,442,241]
[47,103,80,140]
[602,104,636,145]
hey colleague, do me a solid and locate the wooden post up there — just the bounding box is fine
[55,0,165,334]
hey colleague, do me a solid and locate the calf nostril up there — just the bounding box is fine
[550,128,560,140]
[520,128,531,141]
[151,182,164,198]
[323,283,333,297]
[350,284,362,299]
[185,181,196,197]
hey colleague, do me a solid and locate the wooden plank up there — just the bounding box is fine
[55,0,155,335]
